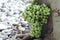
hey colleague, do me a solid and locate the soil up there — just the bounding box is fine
[41,12,53,40]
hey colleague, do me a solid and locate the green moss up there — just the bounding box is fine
[23,3,50,38]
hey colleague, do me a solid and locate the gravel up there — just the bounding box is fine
[0,0,31,40]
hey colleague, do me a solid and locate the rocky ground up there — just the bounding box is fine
[0,0,32,40]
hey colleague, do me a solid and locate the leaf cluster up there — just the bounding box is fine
[23,3,50,38]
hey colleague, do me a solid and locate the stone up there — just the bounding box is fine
[0,23,10,29]
[0,0,31,40]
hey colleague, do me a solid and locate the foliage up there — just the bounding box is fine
[39,4,50,25]
[23,3,50,38]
